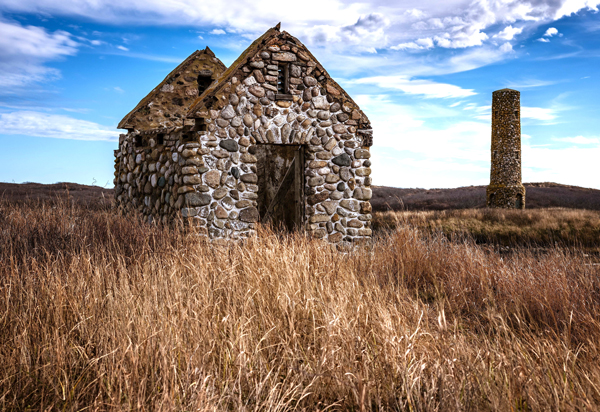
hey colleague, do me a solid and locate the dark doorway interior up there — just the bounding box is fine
[516,193,523,209]
[255,144,304,231]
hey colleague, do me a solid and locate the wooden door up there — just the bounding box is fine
[255,144,304,231]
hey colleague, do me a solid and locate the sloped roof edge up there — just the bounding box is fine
[186,26,370,126]
[187,25,282,117]
[118,48,221,129]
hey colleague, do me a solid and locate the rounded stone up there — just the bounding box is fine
[304,76,317,87]
[221,105,236,120]
[204,170,221,188]
[220,139,239,152]
[354,149,371,159]
[213,187,228,200]
[185,192,212,206]
[332,153,351,167]
[239,207,259,222]
[241,173,258,183]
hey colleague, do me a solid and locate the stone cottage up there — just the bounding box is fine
[114,24,374,244]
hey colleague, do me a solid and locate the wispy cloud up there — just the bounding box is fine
[349,75,476,98]
[116,45,129,51]
[551,135,600,144]
[521,106,556,121]
[0,18,78,89]
[506,79,558,89]
[210,29,226,35]
[0,111,118,141]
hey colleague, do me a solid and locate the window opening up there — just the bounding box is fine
[195,118,207,133]
[197,70,213,95]
[277,64,289,94]
[493,110,498,119]
[516,194,523,209]
[182,133,194,143]
[514,110,519,120]
[156,133,164,146]
[134,135,143,148]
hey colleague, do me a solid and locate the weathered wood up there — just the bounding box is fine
[262,156,296,222]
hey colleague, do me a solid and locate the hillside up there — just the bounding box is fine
[0,182,113,207]
[371,182,600,211]
[2,182,600,212]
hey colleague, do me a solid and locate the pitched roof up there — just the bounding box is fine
[186,25,371,128]
[186,26,281,117]
[118,48,226,130]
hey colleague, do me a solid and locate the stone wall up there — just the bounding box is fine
[114,31,373,244]
[487,88,526,209]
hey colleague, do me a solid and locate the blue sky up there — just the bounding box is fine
[0,0,599,189]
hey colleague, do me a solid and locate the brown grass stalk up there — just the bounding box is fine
[1,199,600,410]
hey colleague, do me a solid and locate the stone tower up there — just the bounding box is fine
[486,88,526,209]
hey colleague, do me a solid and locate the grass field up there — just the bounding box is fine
[373,208,600,254]
[2,198,600,410]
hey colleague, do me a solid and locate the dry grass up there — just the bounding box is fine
[2,199,600,410]
[374,208,600,253]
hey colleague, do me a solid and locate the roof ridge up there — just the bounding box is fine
[118,48,221,129]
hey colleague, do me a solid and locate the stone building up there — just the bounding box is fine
[114,24,374,244]
[486,88,526,209]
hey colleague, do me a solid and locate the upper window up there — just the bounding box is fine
[276,64,292,101]
[197,70,213,95]
[195,118,207,133]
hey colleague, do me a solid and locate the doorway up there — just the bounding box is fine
[516,193,523,209]
[255,144,305,231]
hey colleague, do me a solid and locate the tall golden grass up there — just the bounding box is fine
[374,208,600,252]
[1,199,600,410]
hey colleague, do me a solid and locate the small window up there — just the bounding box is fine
[156,133,164,145]
[197,70,213,95]
[195,118,207,133]
[514,110,519,120]
[134,135,143,148]
[493,110,498,119]
[277,64,289,94]
[182,133,194,143]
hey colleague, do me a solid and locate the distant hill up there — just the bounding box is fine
[2,181,599,212]
[0,182,113,207]
[371,183,600,211]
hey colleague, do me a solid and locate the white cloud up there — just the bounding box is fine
[358,94,600,190]
[116,45,129,51]
[494,25,523,41]
[0,111,118,141]
[210,29,226,35]
[0,0,598,80]
[350,75,476,98]
[523,144,600,189]
[537,26,562,41]
[0,18,78,88]
[392,37,434,50]
[521,106,556,121]
[551,135,600,144]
